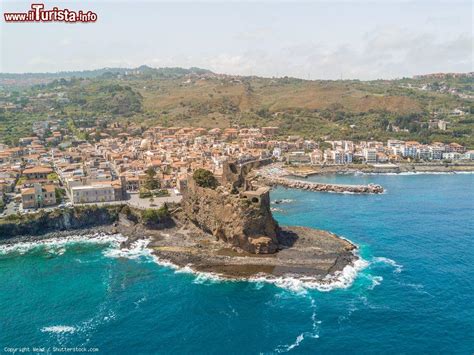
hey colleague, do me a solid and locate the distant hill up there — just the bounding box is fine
[0,67,472,147]
[0,66,214,87]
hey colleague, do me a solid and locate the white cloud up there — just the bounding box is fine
[200,28,473,79]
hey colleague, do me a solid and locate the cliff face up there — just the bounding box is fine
[0,206,121,240]
[182,161,280,254]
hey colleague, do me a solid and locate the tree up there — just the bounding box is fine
[144,167,160,190]
[193,168,218,189]
[55,188,65,203]
[141,205,169,225]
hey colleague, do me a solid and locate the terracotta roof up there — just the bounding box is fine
[21,184,55,195]
[23,166,53,174]
[44,185,55,192]
[21,188,34,195]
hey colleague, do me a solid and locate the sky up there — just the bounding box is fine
[0,0,472,79]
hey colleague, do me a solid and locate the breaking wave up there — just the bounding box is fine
[0,233,126,256]
[102,238,152,260]
[41,325,76,334]
[367,275,384,290]
[274,298,320,352]
[2,233,376,294]
[249,258,369,294]
[372,256,403,273]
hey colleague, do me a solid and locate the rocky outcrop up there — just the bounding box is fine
[264,176,384,194]
[0,205,122,240]
[182,162,280,254]
[149,225,358,279]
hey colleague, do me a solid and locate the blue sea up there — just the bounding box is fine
[1,173,473,354]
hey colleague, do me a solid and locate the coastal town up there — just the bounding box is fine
[0,119,473,215]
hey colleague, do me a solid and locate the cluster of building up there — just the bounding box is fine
[288,139,471,165]
[0,123,473,211]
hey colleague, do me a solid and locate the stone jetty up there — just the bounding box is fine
[264,176,384,194]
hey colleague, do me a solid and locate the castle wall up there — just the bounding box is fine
[182,172,279,254]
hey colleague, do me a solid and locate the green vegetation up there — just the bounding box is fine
[4,213,21,222]
[47,172,59,182]
[141,205,169,225]
[55,187,65,203]
[67,82,142,116]
[143,167,161,190]
[193,168,218,189]
[139,189,169,199]
[16,176,26,186]
[1,68,472,147]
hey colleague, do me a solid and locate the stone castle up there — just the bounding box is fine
[181,160,280,254]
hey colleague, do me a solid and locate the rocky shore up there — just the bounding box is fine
[0,210,359,281]
[115,213,358,279]
[0,160,363,282]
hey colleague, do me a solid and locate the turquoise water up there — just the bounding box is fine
[1,173,473,354]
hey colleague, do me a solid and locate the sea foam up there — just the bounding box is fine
[2,232,370,294]
[274,297,321,352]
[372,256,403,273]
[249,257,369,294]
[0,233,126,256]
[102,238,152,260]
[41,325,76,334]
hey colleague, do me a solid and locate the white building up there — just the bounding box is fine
[442,152,462,161]
[272,147,282,160]
[429,146,445,160]
[363,148,377,164]
[71,184,116,204]
[463,151,474,160]
[403,146,418,158]
[417,146,431,161]
[287,151,310,164]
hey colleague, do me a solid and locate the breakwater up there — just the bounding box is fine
[264,176,384,194]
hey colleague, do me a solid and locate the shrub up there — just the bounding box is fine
[55,188,65,203]
[121,205,131,216]
[5,213,21,222]
[139,190,152,198]
[140,189,169,198]
[141,205,169,225]
[47,173,59,181]
[154,189,169,197]
[193,169,218,189]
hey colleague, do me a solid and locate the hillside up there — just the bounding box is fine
[0,67,472,147]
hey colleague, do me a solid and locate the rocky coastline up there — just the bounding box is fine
[0,160,363,282]
[0,207,359,281]
[121,213,358,280]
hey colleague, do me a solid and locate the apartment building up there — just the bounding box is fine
[21,183,56,209]
[71,184,116,204]
[23,166,53,181]
[363,148,378,164]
